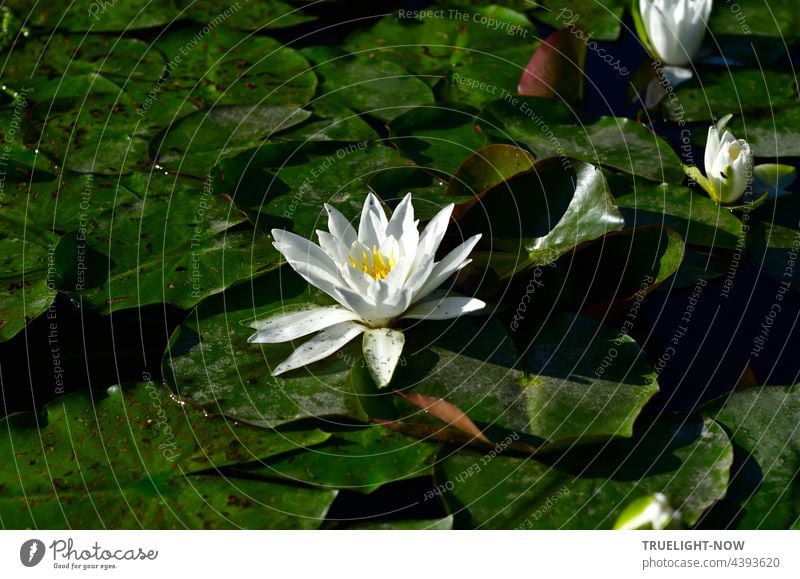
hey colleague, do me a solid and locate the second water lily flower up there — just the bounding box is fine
[248,193,485,388]
[639,0,713,67]
[686,114,797,205]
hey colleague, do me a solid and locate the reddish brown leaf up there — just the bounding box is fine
[518,26,587,102]
[396,392,491,444]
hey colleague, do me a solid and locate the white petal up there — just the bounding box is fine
[402,297,486,320]
[704,126,719,173]
[272,229,341,284]
[367,280,413,321]
[317,230,349,264]
[332,285,379,321]
[413,234,481,301]
[272,321,365,376]
[247,306,362,344]
[324,203,357,248]
[386,193,418,260]
[362,328,405,388]
[401,255,436,295]
[358,192,388,248]
[414,203,453,267]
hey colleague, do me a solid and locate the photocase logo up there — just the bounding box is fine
[20,539,46,567]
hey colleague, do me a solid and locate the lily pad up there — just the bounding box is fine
[215,142,412,237]
[446,144,537,197]
[482,96,685,182]
[236,426,440,494]
[533,0,626,41]
[665,70,799,123]
[0,383,337,528]
[179,0,316,30]
[389,104,488,178]
[705,385,800,529]
[163,267,370,429]
[152,104,311,175]
[0,33,165,100]
[438,417,732,528]
[457,157,624,277]
[394,314,659,448]
[4,0,181,32]
[301,47,436,123]
[153,26,317,108]
[610,173,744,250]
[51,182,281,313]
[345,6,537,80]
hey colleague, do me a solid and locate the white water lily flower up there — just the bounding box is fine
[248,193,485,388]
[684,114,753,204]
[703,115,753,204]
[639,0,713,66]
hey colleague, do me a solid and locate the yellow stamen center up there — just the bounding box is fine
[349,245,396,280]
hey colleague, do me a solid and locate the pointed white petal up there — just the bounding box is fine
[362,328,405,388]
[317,230,349,264]
[248,307,362,344]
[332,285,379,321]
[704,126,719,172]
[324,203,357,248]
[272,229,341,282]
[272,321,365,376]
[402,297,486,320]
[414,203,454,267]
[386,193,418,260]
[401,255,435,295]
[367,280,413,321]
[413,234,481,301]
[358,193,388,247]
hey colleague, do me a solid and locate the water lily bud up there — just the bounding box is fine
[639,0,713,66]
[614,493,679,530]
[704,115,753,204]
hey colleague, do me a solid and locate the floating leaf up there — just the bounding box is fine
[483,96,684,182]
[0,383,336,528]
[704,385,800,529]
[438,418,732,528]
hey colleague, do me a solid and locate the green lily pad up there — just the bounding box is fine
[482,96,684,182]
[610,174,744,250]
[179,0,316,30]
[0,225,57,342]
[0,33,165,100]
[438,418,732,528]
[29,93,154,175]
[153,26,317,109]
[705,385,800,529]
[215,142,412,237]
[347,516,454,530]
[152,104,311,175]
[727,107,800,158]
[51,182,281,313]
[394,314,659,448]
[237,426,440,494]
[345,7,536,80]
[0,383,336,528]
[458,158,624,277]
[549,225,685,313]
[747,196,800,288]
[665,70,799,123]
[709,0,799,38]
[301,47,436,123]
[389,104,488,178]
[163,267,369,429]
[533,0,626,41]
[4,0,180,32]
[1,173,139,232]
